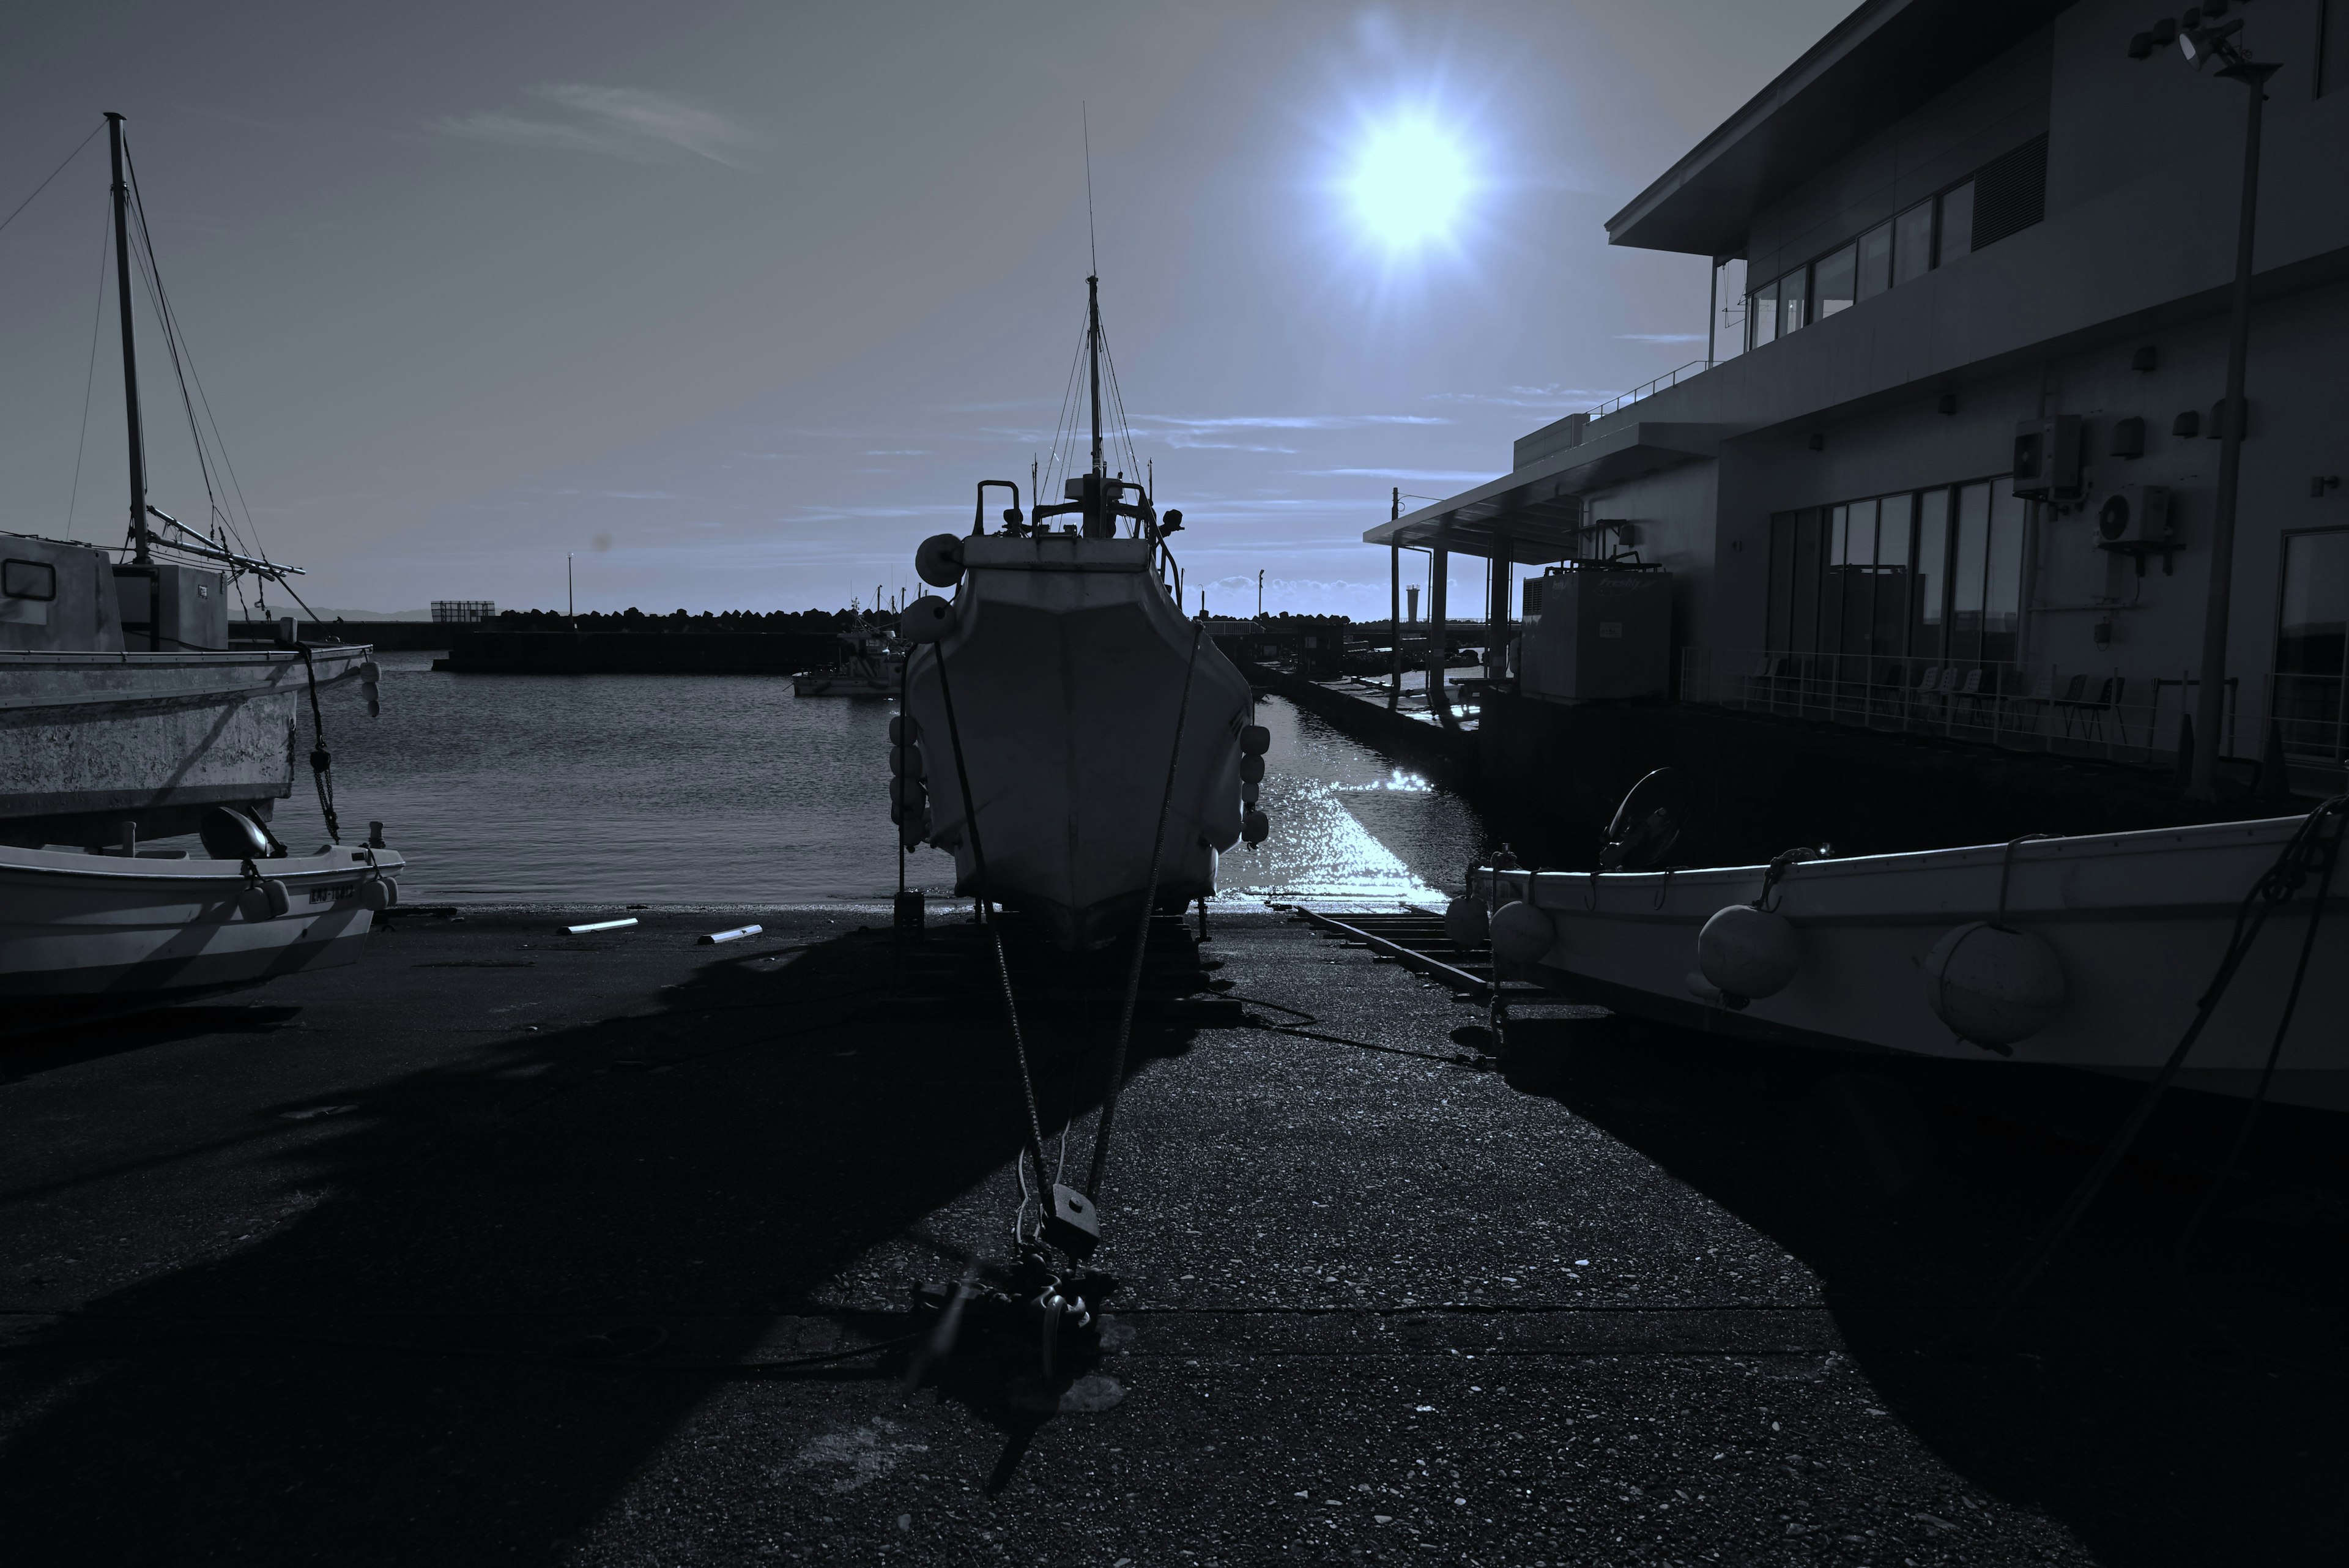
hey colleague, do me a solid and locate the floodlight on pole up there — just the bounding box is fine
[2127,9,2278,803]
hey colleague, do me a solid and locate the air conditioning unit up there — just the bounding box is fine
[2013,415,2083,500]
[2096,484,2171,546]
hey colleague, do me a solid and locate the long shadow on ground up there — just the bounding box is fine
[1499,1014,2349,1568]
[0,920,1198,1565]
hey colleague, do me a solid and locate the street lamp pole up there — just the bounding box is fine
[2131,12,2278,801]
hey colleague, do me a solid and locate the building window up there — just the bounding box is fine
[1766,480,2025,669]
[1743,133,2041,351]
[2276,529,2349,757]
[1779,264,1809,335]
[1814,242,1858,319]
[1857,220,1893,302]
[1751,275,1779,348]
[1937,181,1975,266]
[1912,488,1950,658]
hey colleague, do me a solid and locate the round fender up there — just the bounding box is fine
[888,714,919,745]
[358,879,393,912]
[901,595,956,643]
[1241,809,1269,845]
[1488,901,1554,965]
[1240,779,1258,806]
[1444,896,1490,948]
[237,885,274,922]
[1238,754,1266,784]
[384,877,399,907]
[915,533,965,588]
[1697,904,1800,1001]
[1239,724,1271,756]
[889,776,925,809]
[264,879,292,918]
[888,746,922,779]
[1921,922,2066,1047]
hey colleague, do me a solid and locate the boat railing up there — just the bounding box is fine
[1674,647,2317,777]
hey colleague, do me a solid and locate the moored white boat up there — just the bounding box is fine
[0,839,406,998]
[1472,811,2349,1109]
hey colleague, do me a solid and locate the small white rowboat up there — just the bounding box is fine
[1472,812,2349,1110]
[0,842,406,999]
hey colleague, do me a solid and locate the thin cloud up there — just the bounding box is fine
[1141,414,1452,431]
[1304,467,1495,484]
[432,85,757,168]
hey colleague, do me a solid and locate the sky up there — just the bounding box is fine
[0,1,1850,620]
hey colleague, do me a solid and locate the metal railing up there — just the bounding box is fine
[1679,648,2273,767]
[1587,359,1714,422]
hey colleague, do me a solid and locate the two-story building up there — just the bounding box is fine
[1369,0,2349,833]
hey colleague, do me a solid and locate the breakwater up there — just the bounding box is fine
[232,620,455,652]
[434,631,840,675]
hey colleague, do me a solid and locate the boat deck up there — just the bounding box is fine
[1,908,2339,1564]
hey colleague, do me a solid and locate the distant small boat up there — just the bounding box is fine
[0,838,404,998]
[1471,809,2349,1109]
[892,274,1264,950]
[792,631,902,697]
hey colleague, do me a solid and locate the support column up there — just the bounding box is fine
[1488,536,1513,680]
[1428,526,1449,723]
[1389,488,1402,711]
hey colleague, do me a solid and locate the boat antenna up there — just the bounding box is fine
[1083,106,1104,481]
[105,113,150,565]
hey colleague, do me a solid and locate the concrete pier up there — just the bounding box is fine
[1,909,2336,1564]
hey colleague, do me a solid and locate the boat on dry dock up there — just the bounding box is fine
[889,275,1265,950]
[0,113,403,1003]
[1468,790,2349,1109]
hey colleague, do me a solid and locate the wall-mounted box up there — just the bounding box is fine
[2108,416,2145,459]
[2013,415,2083,500]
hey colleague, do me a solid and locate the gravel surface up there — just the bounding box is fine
[1,908,2337,1565]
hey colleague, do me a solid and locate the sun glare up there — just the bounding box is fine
[1345,117,1473,250]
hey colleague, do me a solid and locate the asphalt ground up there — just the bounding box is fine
[1,907,2340,1567]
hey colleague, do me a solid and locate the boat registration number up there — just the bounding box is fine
[307,885,355,905]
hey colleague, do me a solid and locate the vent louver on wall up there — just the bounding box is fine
[1972,132,2049,251]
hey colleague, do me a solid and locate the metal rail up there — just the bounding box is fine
[1290,908,1491,998]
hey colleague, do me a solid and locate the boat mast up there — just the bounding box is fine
[106,113,152,567]
[1086,273,1105,480]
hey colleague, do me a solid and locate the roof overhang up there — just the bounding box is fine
[1361,422,1740,560]
[1605,0,2062,259]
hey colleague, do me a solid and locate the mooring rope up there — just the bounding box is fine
[1086,620,1206,1205]
[928,641,1053,1230]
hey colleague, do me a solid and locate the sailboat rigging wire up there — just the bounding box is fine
[0,123,100,240]
[1095,319,1147,503]
[121,136,276,577]
[65,212,111,538]
[1085,620,1205,1203]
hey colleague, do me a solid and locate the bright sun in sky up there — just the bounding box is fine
[1345,117,1474,249]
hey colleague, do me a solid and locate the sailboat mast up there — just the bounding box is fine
[1086,274,1104,478]
[106,113,151,565]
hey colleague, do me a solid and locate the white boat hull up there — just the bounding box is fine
[0,842,406,998]
[904,535,1252,949]
[0,647,371,826]
[1474,814,2349,1109]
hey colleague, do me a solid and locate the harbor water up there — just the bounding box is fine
[272,653,1491,908]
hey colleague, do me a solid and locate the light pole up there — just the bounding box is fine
[1256,568,1264,622]
[2128,8,2277,802]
